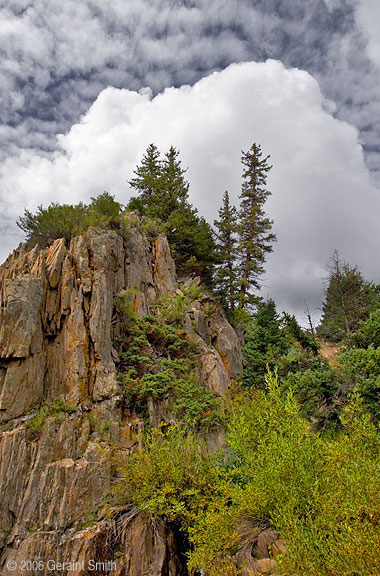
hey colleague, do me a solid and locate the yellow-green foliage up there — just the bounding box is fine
[113,426,222,527]
[109,368,380,576]
[306,395,380,575]
[27,406,48,433]
[189,375,380,576]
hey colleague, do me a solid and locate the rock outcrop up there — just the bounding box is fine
[0,217,242,575]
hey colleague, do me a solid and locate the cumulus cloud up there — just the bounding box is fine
[1,0,380,178]
[1,60,379,322]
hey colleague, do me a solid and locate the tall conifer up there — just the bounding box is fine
[237,143,276,309]
[129,143,215,285]
[129,143,162,212]
[318,250,380,341]
[158,146,190,222]
[214,191,239,310]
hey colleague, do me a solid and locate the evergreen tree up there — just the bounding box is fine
[214,191,239,310]
[167,206,216,286]
[156,146,190,223]
[282,312,320,354]
[128,143,162,212]
[129,144,216,285]
[237,143,276,309]
[242,298,288,388]
[318,250,380,341]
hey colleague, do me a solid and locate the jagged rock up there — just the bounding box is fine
[1,514,184,576]
[207,309,242,377]
[154,233,177,294]
[199,349,231,396]
[0,218,242,574]
[0,354,45,421]
[45,238,66,289]
[0,275,43,359]
[116,514,184,575]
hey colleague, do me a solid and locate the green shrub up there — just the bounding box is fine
[188,371,322,575]
[337,345,380,421]
[112,425,220,528]
[189,375,380,576]
[27,406,48,433]
[49,397,76,415]
[27,397,77,434]
[307,395,380,575]
[17,192,121,247]
[114,313,221,430]
[17,202,87,246]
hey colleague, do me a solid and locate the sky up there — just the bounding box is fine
[1,0,380,323]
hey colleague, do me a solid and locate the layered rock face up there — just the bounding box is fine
[0,217,242,575]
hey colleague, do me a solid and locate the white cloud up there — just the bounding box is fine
[1,59,379,320]
[2,0,380,187]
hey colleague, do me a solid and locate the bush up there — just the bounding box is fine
[337,345,380,421]
[27,406,48,433]
[112,426,220,528]
[27,397,76,433]
[190,375,380,576]
[189,372,322,575]
[308,395,380,575]
[17,202,87,246]
[17,193,121,247]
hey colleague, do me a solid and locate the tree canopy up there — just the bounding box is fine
[214,143,276,314]
[128,144,216,285]
[318,250,380,341]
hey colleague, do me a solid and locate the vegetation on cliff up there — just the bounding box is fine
[11,142,380,575]
[113,297,223,431]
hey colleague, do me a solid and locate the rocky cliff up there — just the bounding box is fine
[0,215,242,575]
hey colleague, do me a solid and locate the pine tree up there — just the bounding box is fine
[318,250,380,341]
[214,191,239,310]
[128,144,216,285]
[128,143,162,212]
[167,206,216,286]
[242,298,288,388]
[237,143,276,309]
[156,146,190,223]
